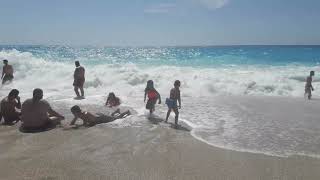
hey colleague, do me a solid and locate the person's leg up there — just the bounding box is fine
[165,109,171,122]
[74,86,80,97]
[49,116,64,126]
[80,86,84,97]
[111,109,121,116]
[115,110,131,119]
[307,89,312,100]
[173,108,179,127]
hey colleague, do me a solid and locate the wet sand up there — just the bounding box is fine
[0,101,320,180]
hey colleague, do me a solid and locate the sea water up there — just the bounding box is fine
[1,45,320,157]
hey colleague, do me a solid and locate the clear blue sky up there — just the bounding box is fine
[0,0,319,46]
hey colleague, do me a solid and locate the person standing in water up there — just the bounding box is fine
[144,80,161,114]
[73,61,85,98]
[165,80,181,128]
[305,71,315,100]
[1,59,14,85]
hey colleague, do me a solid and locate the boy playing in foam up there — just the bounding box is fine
[70,105,131,127]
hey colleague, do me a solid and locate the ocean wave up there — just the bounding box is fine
[0,49,317,99]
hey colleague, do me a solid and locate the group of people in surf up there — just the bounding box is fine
[0,59,182,132]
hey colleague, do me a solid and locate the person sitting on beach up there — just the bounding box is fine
[20,88,65,132]
[73,61,85,98]
[1,59,14,85]
[0,89,21,125]
[305,71,315,100]
[70,105,131,127]
[105,92,121,107]
[144,80,161,114]
[165,80,181,128]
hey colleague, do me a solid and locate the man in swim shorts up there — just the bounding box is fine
[0,89,21,125]
[305,71,315,100]
[20,88,65,132]
[70,105,131,127]
[1,59,14,84]
[73,61,85,97]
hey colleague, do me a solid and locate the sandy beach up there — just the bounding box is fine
[1,97,320,180]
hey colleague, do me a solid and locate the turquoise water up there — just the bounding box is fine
[1,45,320,67]
[1,45,320,158]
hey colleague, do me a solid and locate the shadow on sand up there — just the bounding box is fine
[167,122,190,132]
[148,116,163,124]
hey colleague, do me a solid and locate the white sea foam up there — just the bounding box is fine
[1,49,320,158]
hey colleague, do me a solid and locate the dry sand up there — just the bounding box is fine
[0,101,320,180]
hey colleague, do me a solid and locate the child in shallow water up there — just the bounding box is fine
[105,92,121,107]
[144,80,161,114]
[70,105,130,127]
[165,80,181,128]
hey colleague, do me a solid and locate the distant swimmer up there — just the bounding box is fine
[144,80,161,114]
[1,59,14,85]
[0,89,21,125]
[73,61,85,98]
[70,105,131,127]
[165,80,181,128]
[305,71,315,100]
[106,92,121,107]
[20,88,65,133]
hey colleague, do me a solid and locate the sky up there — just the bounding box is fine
[0,0,320,46]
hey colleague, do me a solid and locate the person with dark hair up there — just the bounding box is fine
[165,80,181,128]
[1,59,14,84]
[105,92,121,107]
[305,71,315,100]
[0,89,21,125]
[144,80,161,114]
[73,61,85,98]
[20,88,64,132]
[70,105,130,127]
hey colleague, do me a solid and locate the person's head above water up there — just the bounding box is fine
[71,105,82,116]
[174,80,181,87]
[75,61,80,67]
[33,88,43,101]
[8,89,19,99]
[3,59,8,65]
[108,92,116,99]
[310,71,315,76]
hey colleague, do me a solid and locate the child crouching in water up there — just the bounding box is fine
[70,105,130,127]
[144,80,161,114]
[106,92,121,107]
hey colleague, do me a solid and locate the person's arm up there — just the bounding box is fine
[70,117,78,125]
[48,107,65,120]
[1,67,4,79]
[156,90,161,104]
[144,91,147,102]
[105,98,109,106]
[15,96,21,109]
[178,90,181,108]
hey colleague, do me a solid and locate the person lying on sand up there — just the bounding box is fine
[20,88,65,132]
[70,105,131,127]
[0,89,21,125]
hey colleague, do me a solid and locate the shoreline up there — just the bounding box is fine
[1,100,320,180]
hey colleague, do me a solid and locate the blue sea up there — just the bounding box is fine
[1,45,320,158]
